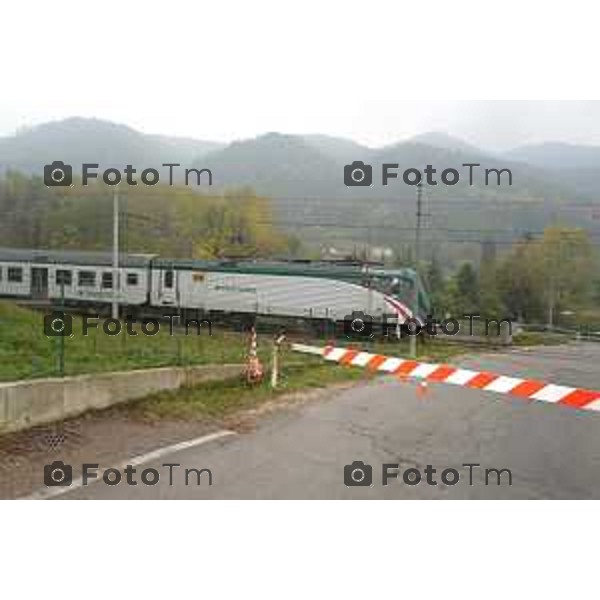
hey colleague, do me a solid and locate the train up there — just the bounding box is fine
[0,247,430,331]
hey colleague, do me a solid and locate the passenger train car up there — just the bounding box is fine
[0,247,430,327]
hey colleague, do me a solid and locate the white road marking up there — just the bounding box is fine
[20,430,236,500]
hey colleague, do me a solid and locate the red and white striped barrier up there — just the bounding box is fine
[291,343,600,412]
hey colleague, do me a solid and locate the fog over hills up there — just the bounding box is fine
[406,131,482,155]
[0,117,225,176]
[301,134,375,163]
[1,117,599,257]
[198,132,343,198]
[505,142,600,197]
[2,117,599,185]
[197,129,581,206]
[506,141,600,170]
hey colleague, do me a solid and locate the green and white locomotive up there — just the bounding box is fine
[0,247,430,328]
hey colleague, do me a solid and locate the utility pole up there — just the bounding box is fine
[112,189,120,320]
[57,281,65,377]
[367,223,373,318]
[410,182,424,358]
[547,236,563,331]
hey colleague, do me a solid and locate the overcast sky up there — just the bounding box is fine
[2,1,599,150]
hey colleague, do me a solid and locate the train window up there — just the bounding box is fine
[8,267,23,283]
[389,277,402,295]
[78,271,96,287]
[373,275,407,296]
[102,272,113,289]
[0,267,2,281]
[126,273,139,286]
[164,270,174,289]
[56,270,72,286]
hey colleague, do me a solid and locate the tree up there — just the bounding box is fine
[496,226,596,325]
[424,255,446,314]
[0,173,290,260]
[533,227,595,326]
[455,262,479,313]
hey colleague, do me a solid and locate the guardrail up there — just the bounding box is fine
[0,363,243,435]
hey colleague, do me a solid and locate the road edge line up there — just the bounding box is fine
[20,429,237,500]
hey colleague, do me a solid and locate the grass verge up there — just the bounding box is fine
[124,356,372,422]
[124,340,480,422]
[512,330,570,346]
[1,300,482,384]
[0,301,255,381]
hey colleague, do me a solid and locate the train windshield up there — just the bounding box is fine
[371,274,413,299]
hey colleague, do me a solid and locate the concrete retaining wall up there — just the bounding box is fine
[0,364,243,435]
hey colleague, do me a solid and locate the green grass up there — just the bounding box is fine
[123,339,479,423]
[0,300,499,426]
[0,301,255,381]
[512,330,569,346]
[0,300,479,383]
[125,356,371,422]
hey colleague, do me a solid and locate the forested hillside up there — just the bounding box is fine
[1,117,599,322]
[0,172,290,259]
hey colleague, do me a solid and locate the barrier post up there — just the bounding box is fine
[271,332,286,389]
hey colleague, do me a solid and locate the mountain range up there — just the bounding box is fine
[1,117,598,259]
[0,118,225,176]
[2,116,599,178]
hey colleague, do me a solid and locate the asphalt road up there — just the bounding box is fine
[61,343,600,499]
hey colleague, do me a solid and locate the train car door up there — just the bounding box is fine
[31,267,48,299]
[158,267,178,305]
